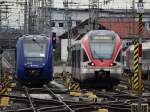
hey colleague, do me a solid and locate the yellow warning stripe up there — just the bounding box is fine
[134,48,139,53]
[73,85,80,90]
[138,14,143,34]
[0,88,7,94]
[133,41,140,91]
[134,54,138,58]
[133,82,139,88]
[69,83,80,91]
[138,23,143,28]
[134,64,138,70]
[138,28,143,33]
[98,108,108,112]
[134,64,139,72]
[134,59,138,64]
[133,77,138,84]
[0,97,10,106]
[141,84,144,91]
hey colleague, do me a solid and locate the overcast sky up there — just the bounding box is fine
[3,0,150,28]
[53,0,150,9]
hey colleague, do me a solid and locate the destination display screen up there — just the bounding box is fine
[92,36,113,40]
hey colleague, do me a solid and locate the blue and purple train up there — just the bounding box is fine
[16,34,53,85]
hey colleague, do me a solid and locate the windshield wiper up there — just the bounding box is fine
[32,38,43,50]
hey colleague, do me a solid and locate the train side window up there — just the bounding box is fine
[83,49,88,62]
[71,50,74,67]
[143,50,149,59]
[72,50,75,67]
[116,50,121,62]
[77,50,80,68]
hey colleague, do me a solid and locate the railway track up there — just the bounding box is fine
[1,56,150,112]
[1,79,150,112]
[0,82,129,112]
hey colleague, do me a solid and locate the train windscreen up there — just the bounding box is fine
[90,35,115,59]
[23,39,48,60]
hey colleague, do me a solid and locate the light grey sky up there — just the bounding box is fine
[53,0,150,9]
[3,0,150,28]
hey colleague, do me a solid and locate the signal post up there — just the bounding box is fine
[137,0,143,111]
[132,0,147,112]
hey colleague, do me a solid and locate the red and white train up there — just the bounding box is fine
[124,41,150,79]
[71,30,122,87]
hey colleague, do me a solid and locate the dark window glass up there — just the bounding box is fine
[90,40,115,59]
[59,23,64,27]
[23,39,47,60]
[77,50,80,68]
[83,49,88,62]
[143,50,150,59]
[72,50,75,67]
[89,35,115,59]
[51,22,55,27]
[76,20,81,25]
[116,50,121,62]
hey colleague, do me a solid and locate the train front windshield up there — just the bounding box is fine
[90,35,115,59]
[23,39,47,61]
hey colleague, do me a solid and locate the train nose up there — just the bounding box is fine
[25,69,43,77]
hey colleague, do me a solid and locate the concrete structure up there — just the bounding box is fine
[36,8,89,38]
[35,7,150,39]
[58,9,150,62]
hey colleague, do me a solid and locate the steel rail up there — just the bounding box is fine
[23,86,37,112]
[7,107,33,112]
[43,84,74,112]
[0,94,67,104]
[30,88,69,94]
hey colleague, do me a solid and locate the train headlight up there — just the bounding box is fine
[88,62,95,66]
[110,63,116,66]
[110,63,113,66]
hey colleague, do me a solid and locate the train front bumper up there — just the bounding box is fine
[80,66,123,80]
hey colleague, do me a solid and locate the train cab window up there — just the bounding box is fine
[23,39,48,60]
[83,49,89,62]
[89,35,115,59]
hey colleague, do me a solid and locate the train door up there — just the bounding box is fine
[80,47,89,80]
[75,44,81,80]
[71,44,81,80]
[71,46,75,78]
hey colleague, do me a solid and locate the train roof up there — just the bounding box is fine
[75,30,117,40]
[18,34,49,40]
[87,30,117,36]
[129,41,150,51]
